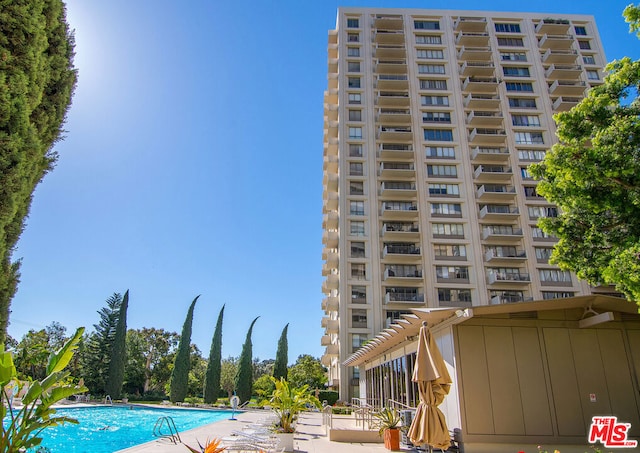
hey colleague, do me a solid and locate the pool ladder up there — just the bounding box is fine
[153,416,182,444]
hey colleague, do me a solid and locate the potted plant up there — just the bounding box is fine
[269,377,320,452]
[372,407,402,451]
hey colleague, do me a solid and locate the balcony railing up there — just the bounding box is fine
[488,272,531,284]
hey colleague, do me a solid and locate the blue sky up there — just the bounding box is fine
[9,0,640,363]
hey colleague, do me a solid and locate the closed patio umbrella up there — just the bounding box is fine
[407,321,452,451]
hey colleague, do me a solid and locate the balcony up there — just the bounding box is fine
[379,181,417,198]
[552,96,581,111]
[377,74,409,90]
[379,162,415,178]
[381,223,420,240]
[464,93,501,109]
[325,274,339,290]
[322,296,338,312]
[322,211,338,230]
[325,138,338,157]
[535,19,571,35]
[374,30,405,44]
[327,75,338,91]
[384,267,423,281]
[484,248,527,262]
[538,34,574,50]
[325,344,340,356]
[540,279,573,287]
[323,191,338,212]
[328,43,337,60]
[549,80,586,96]
[325,319,339,334]
[479,205,519,220]
[320,354,332,366]
[476,184,516,201]
[324,89,338,105]
[377,91,411,107]
[459,61,495,77]
[323,154,338,173]
[374,15,404,30]
[461,76,499,93]
[323,172,338,192]
[542,48,579,64]
[381,202,419,219]
[322,230,338,248]
[383,244,421,260]
[378,108,411,124]
[378,125,413,141]
[545,64,582,80]
[490,294,532,304]
[320,335,331,346]
[375,44,406,59]
[324,250,338,268]
[482,226,523,241]
[385,290,425,304]
[379,143,414,159]
[454,16,487,32]
[466,111,503,127]
[473,165,513,182]
[328,57,338,74]
[458,46,492,61]
[471,147,510,163]
[456,32,490,47]
[487,272,531,285]
[376,59,408,74]
[469,128,507,145]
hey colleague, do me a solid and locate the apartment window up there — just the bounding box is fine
[512,115,540,126]
[506,82,534,92]
[500,52,527,61]
[349,127,362,139]
[503,66,530,77]
[587,70,599,80]
[434,244,467,257]
[518,149,546,161]
[486,245,520,257]
[349,110,362,121]
[429,183,460,196]
[348,93,362,104]
[523,186,541,198]
[350,241,365,258]
[417,49,444,59]
[352,334,368,352]
[347,47,360,57]
[426,146,455,158]
[350,221,365,236]
[574,26,587,36]
[539,269,572,283]
[420,79,448,90]
[348,77,361,88]
[521,167,533,179]
[384,201,416,212]
[350,181,364,195]
[423,112,451,123]
[351,309,367,327]
[535,247,553,261]
[386,264,420,278]
[432,223,464,237]
[532,227,555,239]
[431,203,462,216]
[421,95,449,106]
[424,129,453,141]
[416,34,442,44]
[427,165,457,177]
[349,144,363,157]
[436,266,469,280]
[415,20,440,30]
[418,64,446,74]
[351,286,366,303]
[438,288,472,303]
[348,61,361,73]
[351,263,366,280]
[515,132,544,144]
[528,206,558,219]
[349,162,363,176]
[583,55,596,64]
[347,18,360,28]
[350,201,364,216]
[347,33,359,42]
[497,37,524,47]
[542,291,575,300]
[509,97,537,109]
[495,23,521,33]
[578,40,591,50]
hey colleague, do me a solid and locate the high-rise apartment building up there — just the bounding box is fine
[321,7,610,401]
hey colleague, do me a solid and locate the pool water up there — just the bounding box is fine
[31,406,231,453]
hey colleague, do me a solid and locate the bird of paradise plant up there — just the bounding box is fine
[183,437,226,453]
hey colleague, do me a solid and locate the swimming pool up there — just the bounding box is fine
[31,405,231,453]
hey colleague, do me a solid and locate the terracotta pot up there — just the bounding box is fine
[383,428,400,451]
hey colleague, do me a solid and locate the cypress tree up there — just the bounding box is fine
[105,289,129,399]
[203,304,224,404]
[234,317,259,404]
[0,0,77,343]
[169,295,199,402]
[273,323,288,381]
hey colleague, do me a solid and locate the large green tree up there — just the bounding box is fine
[129,327,178,394]
[234,317,258,404]
[530,6,640,305]
[0,0,77,343]
[105,289,128,398]
[169,296,199,402]
[272,323,288,381]
[203,305,224,404]
[288,355,327,390]
[220,356,237,399]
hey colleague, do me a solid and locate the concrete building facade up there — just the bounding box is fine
[321,7,611,401]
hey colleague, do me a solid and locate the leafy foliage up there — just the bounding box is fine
[287,355,327,390]
[269,377,320,433]
[220,356,237,399]
[372,407,402,436]
[234,317,258,404]
[0,327,87,451]
[273,324,288,382]
[170,296,199,402]
[203,305,224,404]
[530,53,640,305]
[624,3,640,38]
[0,0,77,343]
[105,289,129,398]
